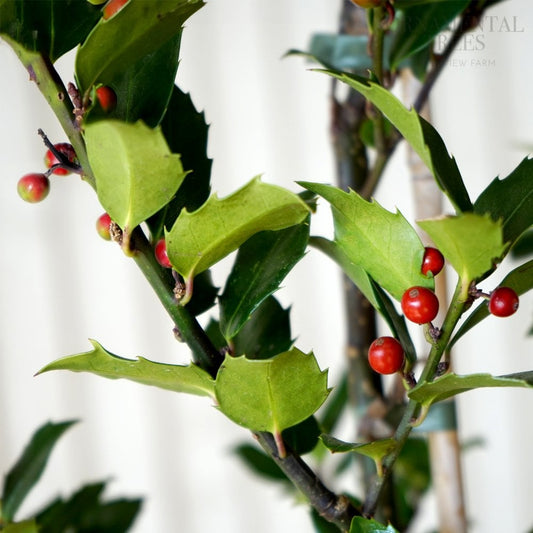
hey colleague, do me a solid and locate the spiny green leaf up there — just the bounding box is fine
[36,339,215,398]
[389,1,469,69]
[35,481,141,533]
[84,120,186,234]
[409,371,533,408]
[89,33,182,127]
[320,435,396,463]
[166,177,310,281]
[474,156,533,247]
[0,0,101,62]
[450,259,533,347]
[2,421,77,523]
[231,296,293,360]
[350,516,400,533]
[75,0,204,93]
[417,213,507,282]
[301,182,432,301]
[215,348,329,435]
[219,222,309,340]
[313,70,472,213]
[310,237,417,362]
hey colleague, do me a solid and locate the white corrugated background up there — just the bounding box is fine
[0,1,532,532]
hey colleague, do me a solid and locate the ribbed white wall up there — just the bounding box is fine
[0,1,531,532]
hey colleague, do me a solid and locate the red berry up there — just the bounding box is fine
[95,86,117,113]
[44,143,77,176]
[17,173,50,203]
[155,238,172,268]
[368,337,404,375]
[102,0,129,20]
[421,247,445,277]
[96,213,113,240]
[488,287,519,317]
[401,286,439,324]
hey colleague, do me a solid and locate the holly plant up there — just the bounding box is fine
[1,0,532,532]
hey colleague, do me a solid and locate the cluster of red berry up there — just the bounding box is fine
[17,143,78,204]
[368,247,520,375]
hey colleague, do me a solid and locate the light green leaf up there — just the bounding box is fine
[409,371,533,408]
[314,70,472,213]
[320,434,396,459]
[350,517,400,533]
[450,259,533,347]
[36,340,215,398]
[2,520,39,533]
[84,120,186,234]
[166,177,310,281]
[75,0,204,93]
[301,182,432,301]
[418,213,507,282]
[215,348,330,435]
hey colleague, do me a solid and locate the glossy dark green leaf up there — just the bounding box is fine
[302,183,432,301]
[313,70,472,213]
[89,33,182,127]
[2,420,77,522]
[409,370,533,408]
[35,481,141,533]
[186,270,218,317]
[320,434,396,459]
[474,157,533,247]
[75,0,204,93]
[449,259,533,347]
[311,508,341,533]
[389,1,469,69]
[511,229,533,259]
[148,87,212,240]
[231,296,293,360]
[318,374,348,435]
[282,416,321,456]
[233,444,288,484]
[36,339,215,398]
[220,222,309,340]
[0,0,101,62]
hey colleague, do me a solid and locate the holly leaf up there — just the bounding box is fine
[215,348,330,435]
[350,517,400,533]
[474,156,533,247]
[301,182,432,301]
[75,0,203,93]
[409,371,533,408]
[2,421,77,523]
[219,222,309,340]
[84,120,186,235]
[166,177,310,282]
[148,86,212,240]
[35,481,141,533]
[310,237,417,363]
[89,33,182,128]
[450,259,533,347]
[418,213,507,282]
[232,296,293,360]
[389,1,469,69]
[0,0,101,62]
[320,435,396,459]
[313,70,472,213]
[36,339,215,398]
